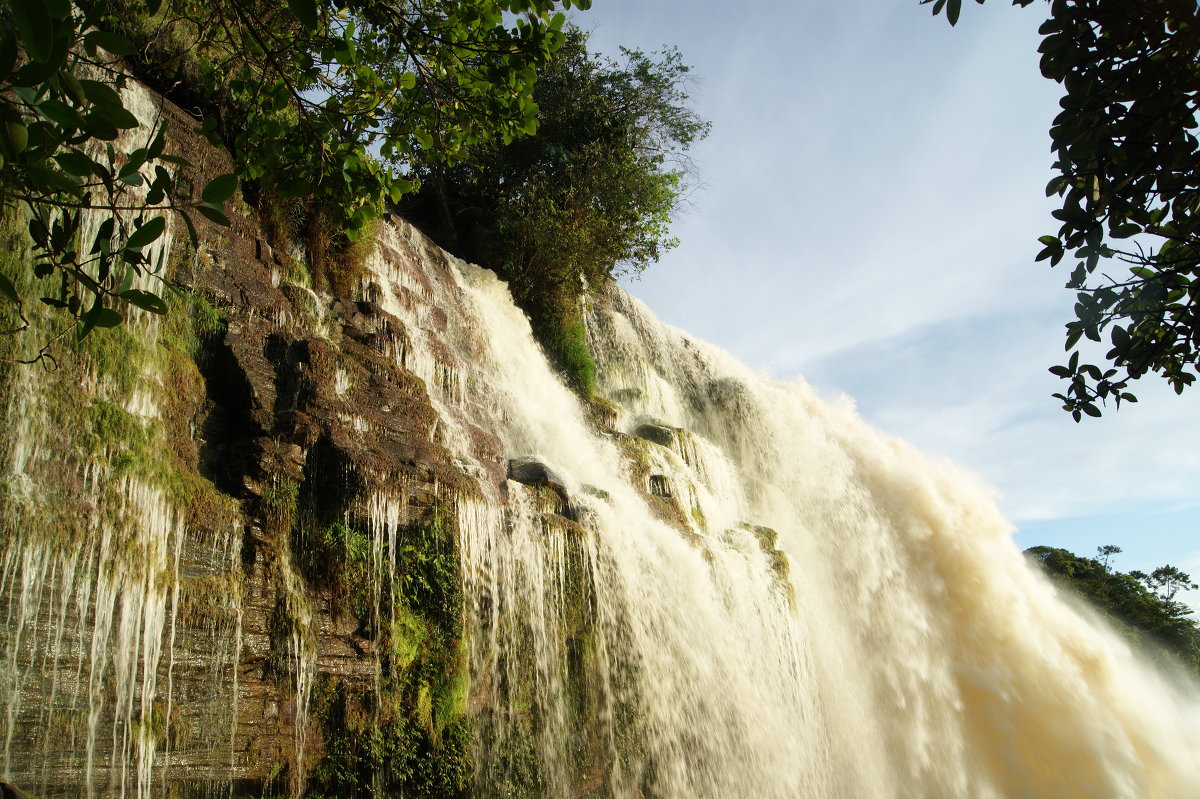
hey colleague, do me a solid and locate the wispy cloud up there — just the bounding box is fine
[597,2,1200,569]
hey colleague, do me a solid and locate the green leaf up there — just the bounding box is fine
[25,163,81,192]
[946,0,962,25]
[1082,403,1102,418]
[83,30,138,56]
[147,124,167,158]
[286,0,319,29]
[119,288,168,314]
[125,216,166,249]
[79,298,123,338]
[200,172,238,204]
[38,98,85,128]
[388,178,415,203]
[0,273,18,304]
[2,121,29,154]
[276,177,315,197]
[116,264,135,295]
[82,113,120,141]
[196,203,230,226]
[55,150,97,176]
[12,57,59,86]
[179,210,198,247]
[12,0,54,63]
[93,103,140,130]
[91,217,115,254]
[0,30,18,80]
[79,78,124,110]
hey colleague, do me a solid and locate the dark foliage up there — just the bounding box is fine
[1025,545,1200,673]
[926,0,1200,418]
[407,25,708,395]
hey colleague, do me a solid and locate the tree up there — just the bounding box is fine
[1145,564,1198,601]
[408,25,709,394]
[1025,545,1200,672]
[108,0,587,235]
[0,0,238,365]
[1,0,587,357]
[924,0,1200,419]
[1097,544,1121,571]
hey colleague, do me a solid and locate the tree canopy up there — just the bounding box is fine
[924,0,1200,419]
[407,25,709,394]
[1,0,587,357]
[1025,545,1200,673]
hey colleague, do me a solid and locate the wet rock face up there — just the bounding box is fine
[507,457,576,520]
[634,422,676,448]
[0,83,487,797]
[507,457,566,490]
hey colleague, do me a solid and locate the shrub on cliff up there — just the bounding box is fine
[406,25,709,395]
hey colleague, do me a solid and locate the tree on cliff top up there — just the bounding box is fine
[924,0,1200,420]
[407,25,710,394]
[0,0,587,358]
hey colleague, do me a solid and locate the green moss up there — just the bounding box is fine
[432,640,469,737]
[744,523,779,552]
[391,605,431,672]
[78,322,151,399]
[159,289,227,358]
[305,499,475,798]
[262,478,299,531]
[541,317,597,400]
[86,398,152,455]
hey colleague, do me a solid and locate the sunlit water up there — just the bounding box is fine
[3,205,1198,797]
[368,220,1200,799]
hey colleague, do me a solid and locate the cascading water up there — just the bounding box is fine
[3,170,1198,797]
[365,220,1200,798]
[0,80,244,798]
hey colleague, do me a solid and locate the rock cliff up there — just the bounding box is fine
[0,79,634,797]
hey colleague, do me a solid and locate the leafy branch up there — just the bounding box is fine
[0,0,236,364]
[925,0,1200,419]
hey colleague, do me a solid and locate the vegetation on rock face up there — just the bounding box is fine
[1025,545,1200,674]
[926,0,1200,419]
[407,25,709,396]
[304,501,473,799]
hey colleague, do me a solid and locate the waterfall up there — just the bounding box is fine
[365,222,1200,798]
[2,188,1198,796]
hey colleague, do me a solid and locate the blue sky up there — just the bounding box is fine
[576,1,1200,599]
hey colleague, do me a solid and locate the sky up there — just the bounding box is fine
[573,1,1200,601]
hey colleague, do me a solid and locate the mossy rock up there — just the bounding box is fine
[633,422,675,448]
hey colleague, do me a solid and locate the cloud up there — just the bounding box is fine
[596,1,1200,568]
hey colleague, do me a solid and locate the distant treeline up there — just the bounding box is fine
[1025,546,1200,676]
